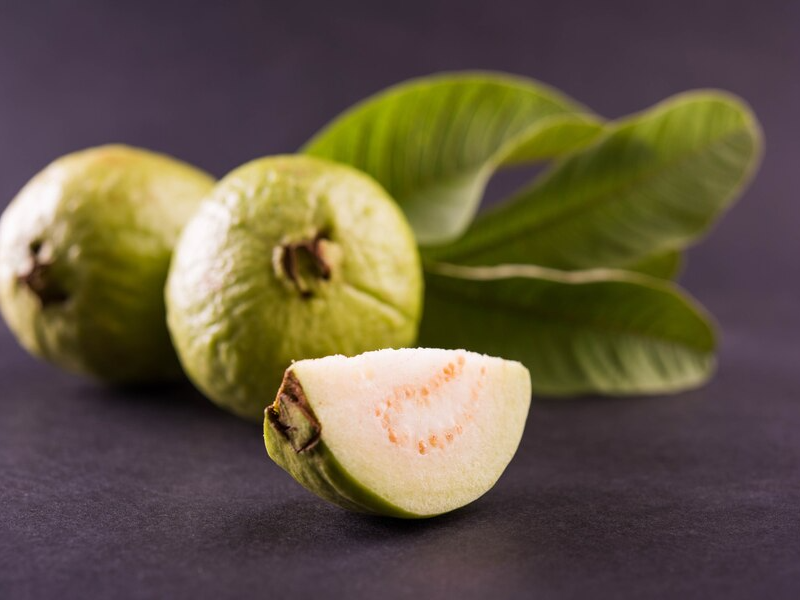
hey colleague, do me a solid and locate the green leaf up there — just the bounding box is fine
[303,72,603,245]
[426,91,763,271]
[419,262,716,396]
[626,251,684,279]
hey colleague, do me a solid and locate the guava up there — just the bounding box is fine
[0,145,215,382]
[166,155,424,421]
[264,348,531,518]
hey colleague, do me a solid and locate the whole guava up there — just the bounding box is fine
[0,145,215,382]
[166,155,423,421]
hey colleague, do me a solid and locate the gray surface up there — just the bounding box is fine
[1,0,799,598]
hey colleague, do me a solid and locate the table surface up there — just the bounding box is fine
[1,1,799,598]
[2,293,799,599]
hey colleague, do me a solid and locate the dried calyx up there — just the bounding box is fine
[17,240,68,307]
[266,371,321,453]
[275,232,331,299]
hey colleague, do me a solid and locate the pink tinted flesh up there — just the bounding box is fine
[372,354,487,455]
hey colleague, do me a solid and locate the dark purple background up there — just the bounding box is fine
[1,1,799,598]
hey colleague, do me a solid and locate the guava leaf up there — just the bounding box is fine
[303,72,603,245]
[626,250,683,279]
[419,262,716,396]
[425,92,763,271]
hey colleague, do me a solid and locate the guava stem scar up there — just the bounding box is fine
[277,232,331,299]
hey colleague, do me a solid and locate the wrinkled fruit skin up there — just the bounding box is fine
[0,145,215,382]
[166,155,423,421]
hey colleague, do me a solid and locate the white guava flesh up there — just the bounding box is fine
[264,348,531,518]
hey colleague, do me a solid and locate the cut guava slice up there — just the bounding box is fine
[264,348,531,518]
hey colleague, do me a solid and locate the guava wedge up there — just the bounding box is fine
[264,348,531,518]
[0,145,215,382]
[166,156,423,421]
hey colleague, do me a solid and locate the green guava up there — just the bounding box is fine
[166,155,424,421]
[264,348,531,518]
[0,145,215,382]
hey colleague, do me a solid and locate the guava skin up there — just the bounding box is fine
[0,145,215,382]
[166,155,424,421]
